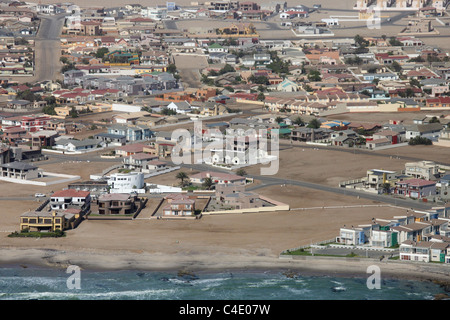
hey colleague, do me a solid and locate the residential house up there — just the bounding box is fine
[0,161,42,180]
[404,161,440,181]
[20,210,83,232]
[405,123,443,141]
[95,193,142,215]
[394,179,437,199]
[50,189,91,211]
[54,138,99,152]
[115,143,148,157]
[122,153,159,172]
[189,171,246,186]
[162,194,195,216]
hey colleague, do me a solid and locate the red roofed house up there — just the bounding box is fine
[162,194,196,216]
[115,143,149,157]
[426,96,450,108]
[394,179,436,199]
[21,115,51,132]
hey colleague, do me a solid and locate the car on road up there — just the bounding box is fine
[35,193,46,198]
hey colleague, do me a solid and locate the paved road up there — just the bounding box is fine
[2,13,66,84]
[180,163,434,211]
[279,142,450,167]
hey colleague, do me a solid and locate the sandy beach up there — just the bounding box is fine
[1,246,450,290]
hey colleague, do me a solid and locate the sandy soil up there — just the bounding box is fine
[247,146,408,187]
[1,185,449,284]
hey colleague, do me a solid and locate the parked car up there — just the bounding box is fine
[35,193,46,198]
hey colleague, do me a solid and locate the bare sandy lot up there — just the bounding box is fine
[247,146,408,187]
[329,111,450,125]
[377,144,450,165]
[0,184,405,257]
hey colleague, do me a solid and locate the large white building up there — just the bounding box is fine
[107,172,145,193]
[141,6,168,20]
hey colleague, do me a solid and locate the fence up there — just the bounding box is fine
[281,238,336,254]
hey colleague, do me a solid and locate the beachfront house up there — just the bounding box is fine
[337,226,366,245]
[20,209,83,232]
[50,190,91,211]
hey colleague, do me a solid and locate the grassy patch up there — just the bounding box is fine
[8,230,66,238]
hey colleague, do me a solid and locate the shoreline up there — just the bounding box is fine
[1,247,449,290]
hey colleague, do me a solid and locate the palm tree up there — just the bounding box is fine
[176,171,189,187]
[275,116,284,124]
[202,177,213,190]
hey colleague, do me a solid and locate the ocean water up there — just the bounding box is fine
[0,266,446,300]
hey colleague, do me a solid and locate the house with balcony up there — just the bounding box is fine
[391,222,433,243]
[122,153,159,172]
[107,124,153,142]
[404,161,440,181]
[370,229,398,248]
[162,194,195,216]
[337,226,366,245]
[50,189,91,211]
[20,209,83,232]
[95,193,142,215]
[394,178,437,199]
[290,127,332,142]
[30,130,59,149]
[0,162,42,180]
[399,240,449,263]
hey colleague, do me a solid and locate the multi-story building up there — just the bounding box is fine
[20,209,83,232]
[107,172,145,193]
[96,193,141,215]
[399,241,449,263]
[162,194,195,216]
[394,178,436,199]
[404,161,440,181]
[50,189,91,211]
[21,115,51,133]
[0,162,42,180]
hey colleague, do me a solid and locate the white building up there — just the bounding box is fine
[108,172,145,193]
[50,190,91,210]
[142,6,168,20]
[112,103,142,113]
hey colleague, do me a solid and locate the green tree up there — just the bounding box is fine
[391,61,402,72]
[308,70,321,82]
[218,64,235,75]
[428,116,440,123]
[69,107,78,118]
[292,116,304,126]
[167,63,177,74]
[236,168,247,176]
[275,116,284,124]
[408,136,432,145]
[95,47,109,59]
[257,92,265,101]
[307,118,321,129]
